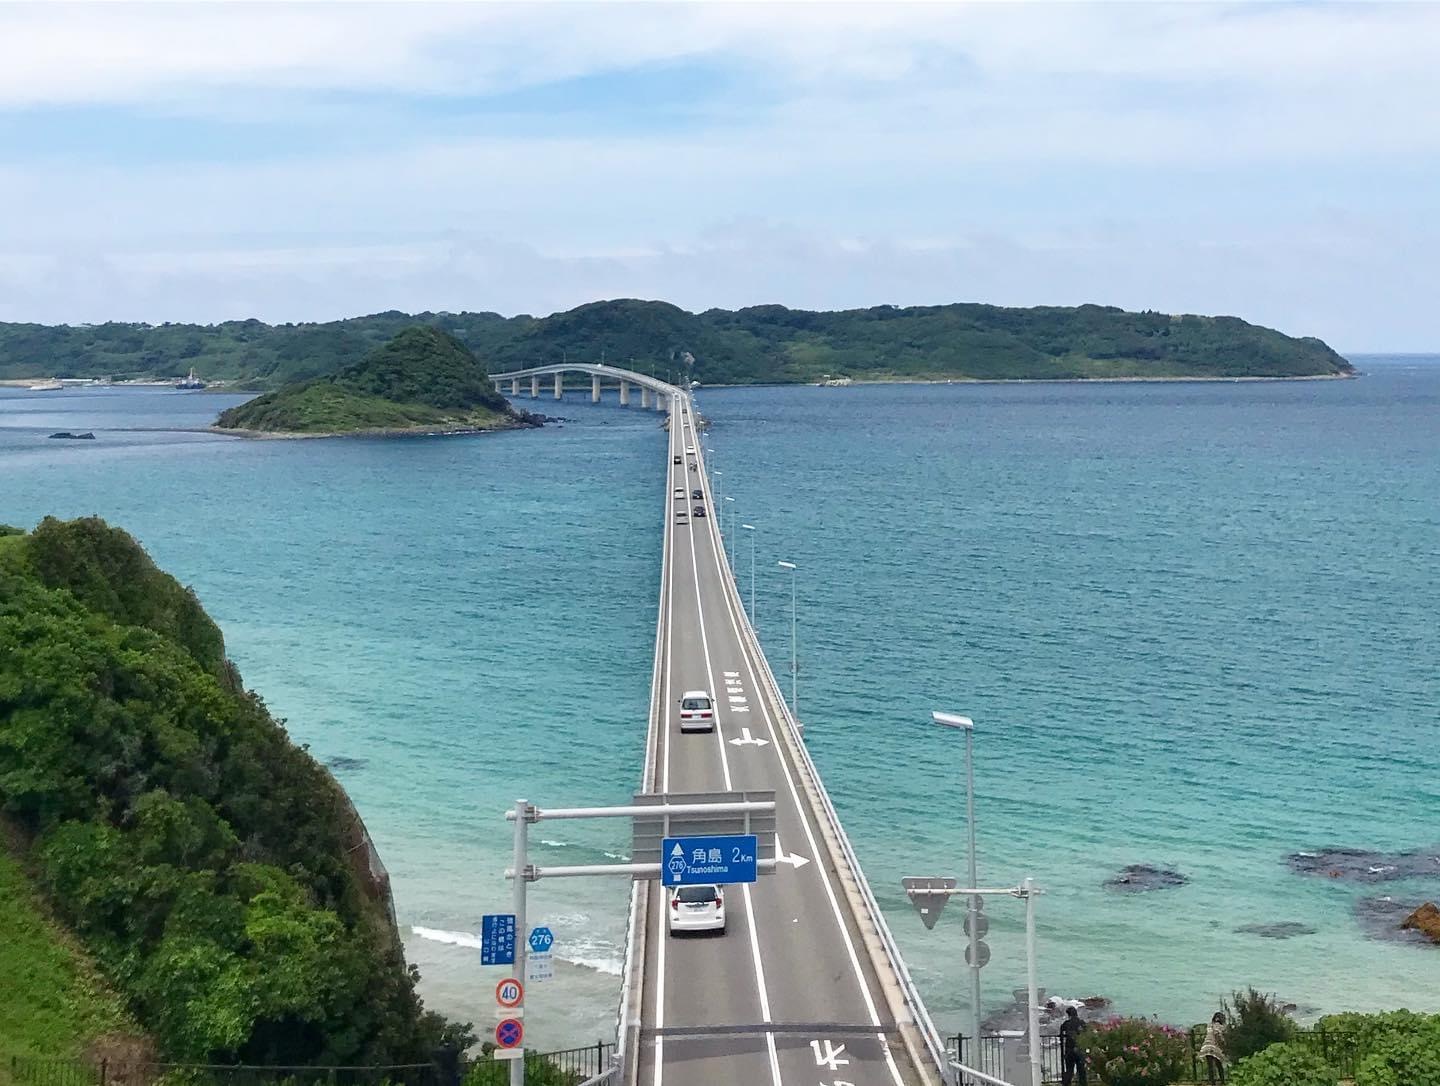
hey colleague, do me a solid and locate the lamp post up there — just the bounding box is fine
[777,561,797,719]
[741,524,756,619]
[932,711,982,1055]
[723,496,735,565]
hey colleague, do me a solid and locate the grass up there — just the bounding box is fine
[0,839,138,1061]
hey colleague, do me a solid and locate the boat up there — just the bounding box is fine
[27,378,63,391]
[175,368,206,390]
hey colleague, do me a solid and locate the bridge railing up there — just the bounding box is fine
[613,390,675,1086]
[696,427,950,1084]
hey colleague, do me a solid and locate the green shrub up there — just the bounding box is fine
[1223,988,1297,1062]
[1352,1016,1440,1086]
[1231,1043,1338,1086]
[1079,1017,1189,1086]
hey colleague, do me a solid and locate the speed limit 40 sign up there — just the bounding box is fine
[495,978,524,1008]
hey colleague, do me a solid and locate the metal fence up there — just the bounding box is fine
[947,1028,1362,1084]
[464,1043,615,1086]
[7,1045,615,1086]
[7,1059,439,1086]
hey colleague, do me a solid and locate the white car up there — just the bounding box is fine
[678,690,714,732]
[668,884,725,934]
[673,487,685,499]
[675,509,689,523]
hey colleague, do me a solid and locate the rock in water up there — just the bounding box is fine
[1354,896,1437,945]
[1104,864,1188,892]
[1402,902,1440,944]
[48,431,95,439]
[1235,921,1319,939]
[1288,846,1440,882]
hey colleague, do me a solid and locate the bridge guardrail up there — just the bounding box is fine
[694,403,949,1086]
[615,388,678,1086]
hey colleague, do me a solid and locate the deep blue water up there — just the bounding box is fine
[1,359,1437,1043]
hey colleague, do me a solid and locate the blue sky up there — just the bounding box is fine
[0,1,1436,349]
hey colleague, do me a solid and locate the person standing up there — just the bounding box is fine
[1199,1011,1229,1084]
[1060,1005,1087,1086]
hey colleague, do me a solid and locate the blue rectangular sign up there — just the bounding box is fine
[661,834,758,886]
[480,913,516,966]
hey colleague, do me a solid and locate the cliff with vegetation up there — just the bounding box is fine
[0,518,459,1064]
[215,326,529,435]
[2,300,1353,389]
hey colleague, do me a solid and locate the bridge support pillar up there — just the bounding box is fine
[554,373,563,400]
[620,380,630,406]
[510,378,520,396]
[530,375,539,398]
[656,389,666,411]
[641,387,652,408]
[592,375,601,403]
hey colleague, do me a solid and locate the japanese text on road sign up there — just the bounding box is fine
[661,834,758,885]
[480,914,516,966]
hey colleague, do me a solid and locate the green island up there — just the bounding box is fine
[214,326,533,436]
[0,517,468,1067]
[1,299,1352,389]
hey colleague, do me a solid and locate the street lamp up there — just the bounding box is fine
[723,496,735,565]
[741,524,756,619]
[777,561,797,719]
[933,711,983,1055]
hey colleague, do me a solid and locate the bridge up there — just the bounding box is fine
[490,362,677,411]
[493,364,949,1086]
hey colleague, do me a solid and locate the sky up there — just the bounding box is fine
[0,1,1436,350]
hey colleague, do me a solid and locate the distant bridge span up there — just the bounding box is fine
[490,362,680,409]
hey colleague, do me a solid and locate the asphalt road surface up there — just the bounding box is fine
[636,395,921,1086]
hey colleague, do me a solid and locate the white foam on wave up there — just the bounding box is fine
[602,851,632,861]
[411,923,623,977]
[539,839,570,848]
[412,925,481,949]
[557,943,624,977]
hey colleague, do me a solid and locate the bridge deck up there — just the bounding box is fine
[635,394,931,1086]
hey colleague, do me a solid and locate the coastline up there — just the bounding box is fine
[206,420,538,440]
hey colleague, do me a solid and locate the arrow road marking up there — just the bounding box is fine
[810,1039,849,1070]
[728,727,769,747]
[775,834,811,869]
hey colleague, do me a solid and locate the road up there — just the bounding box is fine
[636,393,923,1086]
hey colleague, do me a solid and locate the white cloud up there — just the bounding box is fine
[0,3,1435,345]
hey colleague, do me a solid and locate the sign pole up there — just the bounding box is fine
[511,799,529,1086]
[1024,878,1041,1086]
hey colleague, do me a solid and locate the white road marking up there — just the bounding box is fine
[773,833,811,868]
[812,1039,851,1070]
[698,459,908,1086]
[651,406,682,1086]
[728,727,769,748]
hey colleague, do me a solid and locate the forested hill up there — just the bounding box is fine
[0,299,1353,387]
[0,518,461,1064]
[215,325,526,434]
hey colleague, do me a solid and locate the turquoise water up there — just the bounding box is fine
[2,360,1437,1044]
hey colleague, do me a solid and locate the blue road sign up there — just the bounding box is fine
[528,926,554,953]
[480,914,516,966]
[661,834,758,886]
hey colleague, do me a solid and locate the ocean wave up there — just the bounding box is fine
[411,925,480,949]
[539,839,570,848]
[602,851,632,861]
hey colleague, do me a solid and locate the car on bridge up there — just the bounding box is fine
[690,489,702,499]
[692,505,706,517]
[679,690,714,732]
[673,454,682,464]
[668,884,725,934]
[673,487,685,499]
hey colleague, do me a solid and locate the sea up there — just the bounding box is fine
[1,357,1437,1047]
